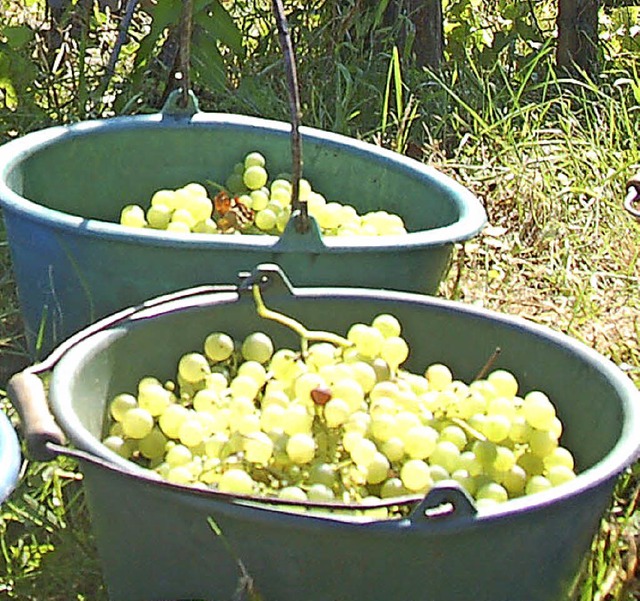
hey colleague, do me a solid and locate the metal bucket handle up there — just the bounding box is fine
[624,172,640,221]
[7,264,478,521]
[163,0,311,234]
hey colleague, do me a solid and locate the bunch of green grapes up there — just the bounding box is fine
[120,182,218,234]
[102,310,577,518]
[119,151,408,237]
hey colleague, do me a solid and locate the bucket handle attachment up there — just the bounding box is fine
[161,88,200,120]
[624,172,640,221]
[408,481,478,525]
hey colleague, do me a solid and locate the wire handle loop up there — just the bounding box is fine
[272,0,308,233]
[178,0,195,108]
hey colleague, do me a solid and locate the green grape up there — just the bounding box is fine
[139,427,168,460]
[204,332,234,362]
[476,482,509,503]
[165,220,190,233]
[349,361,377,394]
[438,424,467,451]
[243,165,268,190]
[229,374,261,400]
[151,189,177,209]
[472,440,498,467]
[324,397,351,428]
[146,204,172,229]
[122,203,149,228]
[501,464,527,497]
[103,435,135,458]
[307,483,335,502]
[380,336,409,369]
[486,369,519,398]
[159,403,189,439]
[138,382,172,416]
[283,404,313,435]
[425,363,453,391]
[286,433,316,464]
[249,189,269,211]
[349,437,378,467]
[364,451,391,485]
[166,465,194,485]
[225,172,246,195]
[456,451,483,476]
[545,465,576,486]
[525,475,553,495]
[529,428,558,458]
[343,411,371,435]
[482,414,512,443]
[380,477,409,499]
[493,446,517,471]
[259,404,287,432]
[381,436,405,462]
[517,451,545,476]
[370,413,399,443]
[522,391,556,430]
[451,469,476,495]
[371,313,402,338]
[178,416,206,448]
[109,393,138,422]
[242,332,274,364]
[307,462,336,487]
[165,443,193,467]
[487,396,517,420]
[244,151,266,169]
[543,446,575,471]
[331,378,364,412]
[402,425,438,460]
[400,459,433,492]
[171,207,196,229]
[298,178,312,200]
[204,433,230,459]
[244,432,274,464]
[219,468,256,495]
[122,407,154,439]
[429,440,461,473]
[178,352,211,383]
[279,486,307,501]
[429,464,450,482]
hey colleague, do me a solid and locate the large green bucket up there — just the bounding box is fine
[0,96,486,357]
[10,265,640,601]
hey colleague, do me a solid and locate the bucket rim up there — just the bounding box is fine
[0,111,487,251]
[46,282,640,524]
[0,409,22,503]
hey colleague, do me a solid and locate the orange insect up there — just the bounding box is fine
[214,190,255,233]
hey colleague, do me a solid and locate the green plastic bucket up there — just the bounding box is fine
[0,96,486,357]
[0,409,21,504]
[9,265,640,601]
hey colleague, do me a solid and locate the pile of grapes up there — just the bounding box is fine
[102,291,577,518]
[119,151,408,237]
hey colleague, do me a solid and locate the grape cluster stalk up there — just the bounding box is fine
[119,151,408,237]
[102,288,577,519]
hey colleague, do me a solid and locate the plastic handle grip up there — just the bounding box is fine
[7,371,66,462]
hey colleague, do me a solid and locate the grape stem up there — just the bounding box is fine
[473,346,502,381]
[251,285,352,351]
[449,417,487,443]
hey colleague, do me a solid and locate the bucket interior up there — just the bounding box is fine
[51,280,639,501]
[4,117,467,234]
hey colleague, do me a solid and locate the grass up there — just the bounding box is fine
[1,1,639,599]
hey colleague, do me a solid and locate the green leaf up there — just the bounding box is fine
[194,0,244,56]
[1,25,35,50]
